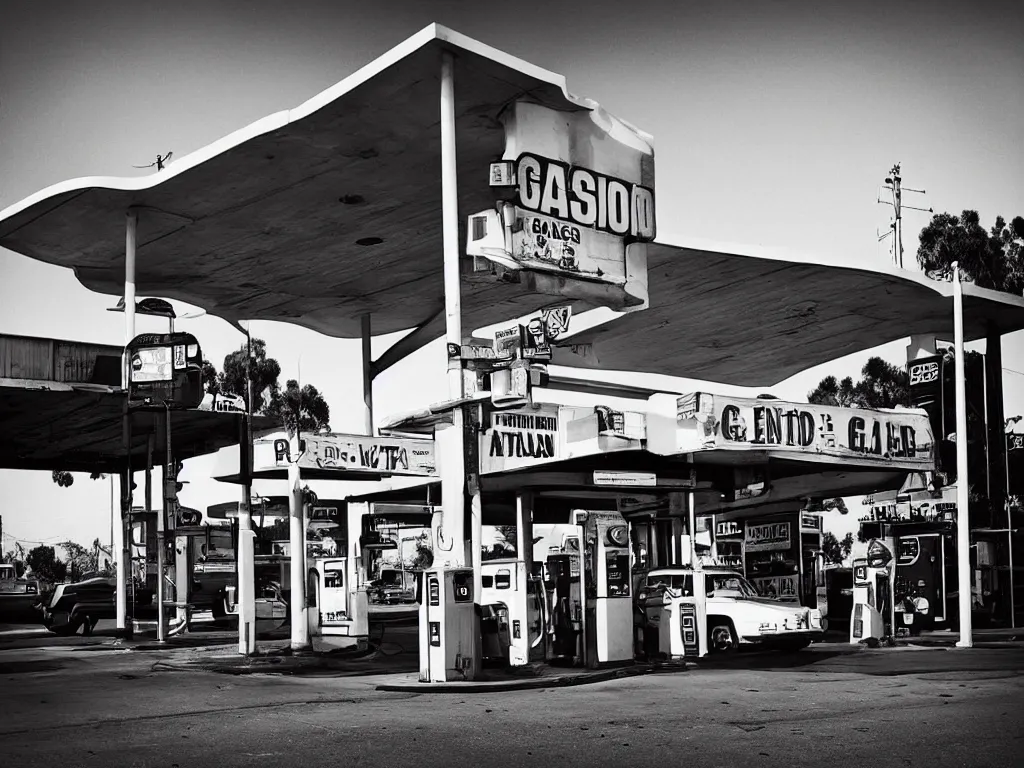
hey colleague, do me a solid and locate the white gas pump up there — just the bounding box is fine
[480,558,545,666]
[638,569,708,660]
[309,556,368,653]
[418,567,476,682]
[581,512,634,667]
[850,538,896,644]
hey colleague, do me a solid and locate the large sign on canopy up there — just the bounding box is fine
[466,100,654,310]
[273,434,436,477]
[676,393,935,468]
[480,403,647,475]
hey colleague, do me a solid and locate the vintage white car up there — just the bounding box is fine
[639,566,824,653]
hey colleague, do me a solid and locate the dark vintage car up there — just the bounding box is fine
[0,574,42,622]
[40,577,155,635]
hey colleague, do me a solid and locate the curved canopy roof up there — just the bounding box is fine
[0,24,615,339]
[552,236,1024,386]
[4,24,1023,390]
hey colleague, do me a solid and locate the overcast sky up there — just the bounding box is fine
[1,0,1022,553]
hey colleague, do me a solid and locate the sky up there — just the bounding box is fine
[1,0,1022,556]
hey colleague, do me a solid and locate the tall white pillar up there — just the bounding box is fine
[116,209,137,634]
[953,263,973,648]
[288,434,309,651]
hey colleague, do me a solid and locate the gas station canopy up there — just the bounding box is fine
[0,333,276,472]
[4,25,1021,391]
[4,23,1019,393]
[552,236,1024,386]
[0,25,604,341]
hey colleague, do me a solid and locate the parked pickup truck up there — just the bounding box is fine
[638,566,824,653]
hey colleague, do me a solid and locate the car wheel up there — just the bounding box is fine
[708,618,737,653]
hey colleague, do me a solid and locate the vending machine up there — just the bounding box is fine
[418,567,477,682]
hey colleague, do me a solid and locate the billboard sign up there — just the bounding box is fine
[273,434,436,477]
[675,393,935,468]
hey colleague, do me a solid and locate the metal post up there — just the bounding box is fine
[439,53,468,562]
[144,434,153,637]
[115,470,128,634]
[288,433,309,651]
[238,323,256,654]
[953,263,973,648]
[157,411,170,643]
[361,314,374,436]
[115,209,137,634]
[688,492,699,569]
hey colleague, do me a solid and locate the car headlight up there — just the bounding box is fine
[809,611,823,629]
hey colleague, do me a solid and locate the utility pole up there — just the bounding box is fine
[878,163,932,268]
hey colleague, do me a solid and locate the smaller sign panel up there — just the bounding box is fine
[716,520,743,538]
[593,471,657,487]
[481,404,560,473]
[800,512,822,533]
[278,434,436,477]
[745,521,791,552]
[126,332,204,409]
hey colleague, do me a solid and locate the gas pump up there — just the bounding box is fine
[850,538,896,644]
[308,556,368,653]
[582,512,634,668]
[637,569,707,660]
[545,546,583,664]
[479,559,544,666]
[418,567,476,682]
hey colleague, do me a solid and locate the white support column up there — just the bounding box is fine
[289,434,309,651]
[238,324,256,655]
[439,46,469,568]
[953,263,973,648]
[115,471,128,634]
[157,415,170,643]
[361,314,374,436]
[116,209,137,633]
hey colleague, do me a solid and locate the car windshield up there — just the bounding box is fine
[707,574,759,599]
[645,573,693,596]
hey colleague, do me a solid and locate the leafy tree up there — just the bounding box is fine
[25,545,67,585]
[821,532,854,566]
[2,543,27,577]
[917,210,1024,293]
[917,210,1024,514]
[59,540,97,581]
[204,338,330,437]
[807,357,908,409]
[267,380,331,438]
[50,469,104,488]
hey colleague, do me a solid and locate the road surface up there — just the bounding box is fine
[1,642,1021,767]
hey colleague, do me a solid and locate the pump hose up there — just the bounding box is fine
[367,621,406,657]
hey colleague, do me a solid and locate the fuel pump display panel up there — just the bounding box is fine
[605,551,631,597]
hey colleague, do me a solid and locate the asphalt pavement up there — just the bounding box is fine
[0,635,1021,768]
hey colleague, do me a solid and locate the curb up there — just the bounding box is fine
[374,664,660,693]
